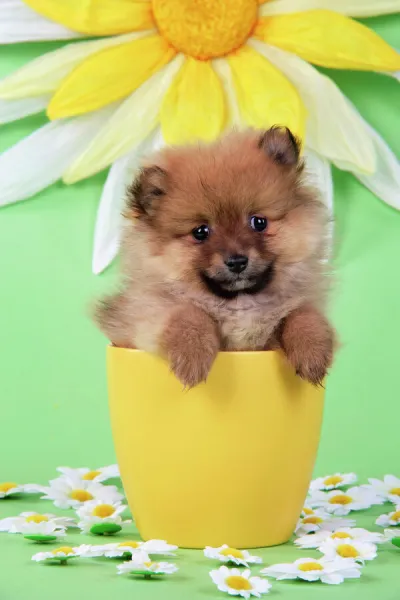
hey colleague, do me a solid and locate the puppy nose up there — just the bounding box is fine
[225,254,248,273]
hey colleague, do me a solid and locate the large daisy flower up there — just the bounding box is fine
[0,0,399,273]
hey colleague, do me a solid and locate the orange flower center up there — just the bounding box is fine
[220,547,244,559]
[323,475,343,486]
[329,494,352,505]
[0,482,18,493]
[298,562,323,572]
[25,515,49,524]
[331,531,352,540]
[336,544,359,558]
[69,489,93,502]
[152,0,258,60]
[82,470,101,481]
[92,504,115,518]
[225,575,252,591]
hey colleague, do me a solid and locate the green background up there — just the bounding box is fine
[0,13,399,600]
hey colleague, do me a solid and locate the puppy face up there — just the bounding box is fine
[126,127,327,298]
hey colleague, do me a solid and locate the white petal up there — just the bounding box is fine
[0,95,50,124]
[303,149,333,214]
[260,0,400,17]
[0,0,81,43]
[0,32,145,99]
[248,40,376,174]
[64,55,184,183]
[351,117,400,209]
[0,104,116,206]
[92,130,164,274]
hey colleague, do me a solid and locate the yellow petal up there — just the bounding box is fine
[160,58,226,145]
[48,35,175,119]
[260,0,400,18]
[227,45,305,139]
[0,33,142,100]
[250,40,376,173]
[255,10,400,71]
[24,0,154,35]
[64,56,184,183]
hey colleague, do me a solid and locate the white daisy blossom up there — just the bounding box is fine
[76,500,130,533]
[261,557,362,585]
[95,539,178,558]
[295,527,385,549]
[0,482,41,498]
[117,551,178,576]
[210,566,271,598]
[204,545,262,567]
[309,473,357,492]
[309,487,384,516]
[295,511,356,536]
[376,506,400,528]
[17,521,66,538]
[319,538,378,563]
[0,512,76,534]
[363,475,400,504]
[38,473,123,509]
[56,465,120,483]
[32,545,90,563]
[383,528,400,541]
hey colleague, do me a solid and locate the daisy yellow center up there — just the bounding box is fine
[25,515,49,524]
[329,494,352,505]
[225,576,252,591]
[53,546,74,555]
[144,562,153,567]
[331,531,352,540]
[336,544,359,558]
[391,511,400,522]
[298,562,323,572]
[220,547,244,559]
[0,482,17,493]
[152,0,258,60]
[92,504,115,518]
[323,476,343,486]
[119,541,140,549]
[302,508,314,515]
[82,470,101,481]
[303,516,323,525]
[390,487,400,497]
[69,489,93,502]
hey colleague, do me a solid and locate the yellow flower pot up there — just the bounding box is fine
[107,347,324,549]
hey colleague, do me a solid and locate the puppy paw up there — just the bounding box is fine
[289,347,332,386]
[161,304,220,389]
[169,346,216,389]
[280,305,335,386]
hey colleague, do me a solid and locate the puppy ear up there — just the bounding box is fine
[126,166,167,218]
[258,126,300,166]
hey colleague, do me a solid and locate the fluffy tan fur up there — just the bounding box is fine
[95,127,335,387]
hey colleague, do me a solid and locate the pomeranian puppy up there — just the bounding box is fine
[95,126,335,388]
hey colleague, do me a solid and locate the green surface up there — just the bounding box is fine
[0,12,400,600]
[1,492,400,600]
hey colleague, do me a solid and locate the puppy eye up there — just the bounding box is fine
[250,215,268,232]
[192,224,210,242]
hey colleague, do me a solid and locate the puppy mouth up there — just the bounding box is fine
[200,263,275,300]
